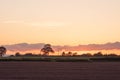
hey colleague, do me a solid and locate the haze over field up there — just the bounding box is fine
[4,42,120,55]
[0,0,120,54]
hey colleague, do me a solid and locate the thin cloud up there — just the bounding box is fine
[2,20,67,27]
[4,42,120,52]
[2,20,24,24]
[29,22,66,27]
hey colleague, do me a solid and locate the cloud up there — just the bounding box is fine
[29,21,66,27]
[5,43,45,51]
[3,42,120,53]
[2,19,66,27]
[2,20,24,24]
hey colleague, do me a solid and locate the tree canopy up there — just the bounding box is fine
[0,46,7,57]
[41,44,54,56]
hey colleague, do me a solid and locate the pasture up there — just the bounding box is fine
[0,56,120,62]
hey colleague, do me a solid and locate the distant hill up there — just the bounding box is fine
[3,42,120,52]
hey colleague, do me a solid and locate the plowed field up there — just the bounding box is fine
[0,62,120,80]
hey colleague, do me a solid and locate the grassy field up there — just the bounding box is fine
[1,56,120,62]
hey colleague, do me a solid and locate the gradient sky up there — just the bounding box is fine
[0,0,120,45]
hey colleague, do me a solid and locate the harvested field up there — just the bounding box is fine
[0,62,120,80]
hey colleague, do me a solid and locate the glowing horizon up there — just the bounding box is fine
[0,0,120,46]
[6,49,120,56]
[3,42,120,55]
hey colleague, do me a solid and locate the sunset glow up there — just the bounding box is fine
[0,0,120,55]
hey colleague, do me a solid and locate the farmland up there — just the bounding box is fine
[1,56,120,62]
[0,62,120,80]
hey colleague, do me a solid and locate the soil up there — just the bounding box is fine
[0,62,120,80]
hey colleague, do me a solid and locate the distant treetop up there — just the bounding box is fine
[41,44,54,56]
[0,46,7,57]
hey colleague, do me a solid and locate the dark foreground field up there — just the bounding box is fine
[0,62,120,80]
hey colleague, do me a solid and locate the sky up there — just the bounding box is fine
[0,0,120,46]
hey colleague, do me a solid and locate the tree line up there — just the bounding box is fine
[0,44,54,57]
[0,44,119,57]
[12,51,118,57]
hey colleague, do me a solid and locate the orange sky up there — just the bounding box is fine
[7,49,120,56]
[0,0,120,46]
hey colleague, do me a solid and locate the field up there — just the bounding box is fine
[0,62,120,80]
[1,56,120,62]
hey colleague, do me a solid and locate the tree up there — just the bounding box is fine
[67,52,72,56]
[93,52,103,57]
[81,53,92,57]
[61,52,66,56]
[73,52,78,56]
[24,53,33,56]
[106,53,117,57]
[15,52,21,57]
[41,44,54,56]
[0,46,7,57]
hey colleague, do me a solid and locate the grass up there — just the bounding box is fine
[0,56,120,62]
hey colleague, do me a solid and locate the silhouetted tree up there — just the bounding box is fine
[73,52,77,56]
[61,52,78,56]
[0,46,6,57]
[107,53,118,57]
[93,52,103,56]
[15,52,21,57]
[81,53,92,57]
[24,53,33,56]
[41,44,54,56]
[10,55,14,57]
[67,52,72,56]
[73,52,78,56]
[62,52,66,56]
